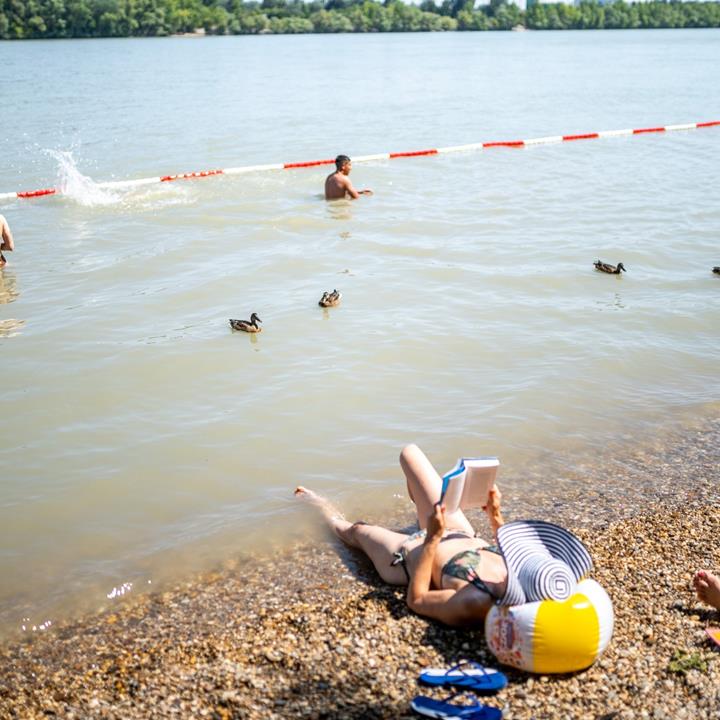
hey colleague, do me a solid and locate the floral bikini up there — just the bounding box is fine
[391,529,503,599]
[442,546,503,598]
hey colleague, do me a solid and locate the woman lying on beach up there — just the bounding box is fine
[296,444,591,627]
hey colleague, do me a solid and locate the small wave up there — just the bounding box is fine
[45,149,119,207]
[0,319,25,338]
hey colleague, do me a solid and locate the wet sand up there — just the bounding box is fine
[1,415,719,719]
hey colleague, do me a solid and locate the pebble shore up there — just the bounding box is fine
[1,415,719,720]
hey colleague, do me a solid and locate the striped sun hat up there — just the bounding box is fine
[496,520,593,607]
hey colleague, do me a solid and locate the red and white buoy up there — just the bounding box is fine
[1,120,717,203]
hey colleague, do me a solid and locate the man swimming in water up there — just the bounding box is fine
[325,155,373,200]
[0,214,15,267]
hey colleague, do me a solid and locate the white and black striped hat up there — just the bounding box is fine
[496,520,593,606]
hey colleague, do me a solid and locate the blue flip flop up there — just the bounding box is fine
[419,661,508,694]
[411,692,502,719]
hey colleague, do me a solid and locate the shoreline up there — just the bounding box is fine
[1,416,719,718]
[1,406,717,642]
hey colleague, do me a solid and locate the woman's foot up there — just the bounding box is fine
[294,486,353,538]
[693,570,720,610]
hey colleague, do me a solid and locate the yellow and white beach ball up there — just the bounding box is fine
[484,579,614,674]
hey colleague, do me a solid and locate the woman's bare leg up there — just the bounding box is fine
[348,523,414,585]
[399,444,474,535]
[295,486,409,584]
[294,486,356,541]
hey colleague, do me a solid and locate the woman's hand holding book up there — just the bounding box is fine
[484,485,505,538]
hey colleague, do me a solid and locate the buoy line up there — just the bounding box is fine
[1,120,717,203]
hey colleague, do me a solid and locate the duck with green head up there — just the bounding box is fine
[594,260,626,274]
[229,313,262,333]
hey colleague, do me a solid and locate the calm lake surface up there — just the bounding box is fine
[0,29,719,637]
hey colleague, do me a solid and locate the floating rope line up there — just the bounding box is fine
[1,120,717,203]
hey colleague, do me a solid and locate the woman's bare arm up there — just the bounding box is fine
[484,485,504,540]
[406,529,441,611]
[406,503,489,626]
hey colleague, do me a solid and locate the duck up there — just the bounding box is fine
[713,266,720,275]
[319,289,342,307]
[229,313,262,333]
[594,260,626,274]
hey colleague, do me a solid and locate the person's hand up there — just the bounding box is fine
[360,189,373,196]
[426,502,446,542]
[484,485,504,534]
[483,484,502,514]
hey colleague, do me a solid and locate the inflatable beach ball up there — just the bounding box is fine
[485,579,614,674]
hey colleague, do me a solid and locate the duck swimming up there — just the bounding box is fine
[594,260,626,274]
[319,289,342,307]
[229,313,262,333]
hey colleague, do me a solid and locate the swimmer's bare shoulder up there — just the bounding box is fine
[325,171,349,200]
[324,155,372,200]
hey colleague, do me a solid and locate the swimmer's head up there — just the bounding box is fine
[335,154,351,172]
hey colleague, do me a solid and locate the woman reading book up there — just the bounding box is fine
[295,444,592,627]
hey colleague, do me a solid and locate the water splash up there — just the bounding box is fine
[46,149,118,207]
[43,148,195,211]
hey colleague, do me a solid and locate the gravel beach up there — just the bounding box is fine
[1,414,719,720]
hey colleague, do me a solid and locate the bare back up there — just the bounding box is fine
[325,171,354,200]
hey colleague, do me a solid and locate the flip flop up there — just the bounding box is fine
[419,661,508,694]
[706,627,720,648]
[411,693,502,719]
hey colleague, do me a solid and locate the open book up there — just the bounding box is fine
[440,456,500,514]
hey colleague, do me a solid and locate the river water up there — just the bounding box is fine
[0,29,718,637]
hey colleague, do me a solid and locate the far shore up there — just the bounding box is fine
[1,415,718,718]
[3,0,719,42]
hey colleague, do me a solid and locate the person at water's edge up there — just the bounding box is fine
[325,155,373,200]
[296,444,507,627]
[0,214,14,267]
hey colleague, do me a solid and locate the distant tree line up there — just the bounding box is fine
[1,0,718,38]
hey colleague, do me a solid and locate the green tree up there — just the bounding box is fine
[311,8,353,31]
[362,0,391,30]
[36,0,68,37]
[457,9,489,29]
[204,5,230,32]
[440,0,472,17]
[2,0,720,38]
[489,1,521,29]
[268,14,313,31]
[237,10,270,32]
[65,0,95,36]
[345,4,371,30]
[27,14,48,36]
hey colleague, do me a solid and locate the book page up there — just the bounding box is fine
[441,457,499,514]
[459,458,499,510]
